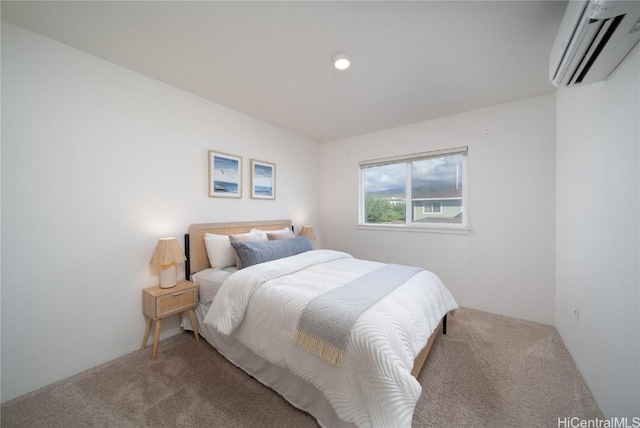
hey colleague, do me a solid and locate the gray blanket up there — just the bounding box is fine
[292,264,423,365]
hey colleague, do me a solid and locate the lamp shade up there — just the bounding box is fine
[150,237,186,265]
[150,238,186,288]
[299,226,316,241]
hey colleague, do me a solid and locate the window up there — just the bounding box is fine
[422,201,442,214]
[359,147,467,229]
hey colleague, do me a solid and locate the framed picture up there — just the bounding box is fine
[208,151,242,198]
[250,159,276,200]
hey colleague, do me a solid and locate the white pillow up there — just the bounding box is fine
[249,228,270,239]
[253,226,290,235]
[204,233,235,269]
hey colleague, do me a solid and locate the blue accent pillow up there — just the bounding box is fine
[230,235,313,268]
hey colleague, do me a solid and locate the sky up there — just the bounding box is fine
[364,154,463,193]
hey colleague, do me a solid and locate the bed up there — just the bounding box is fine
[183,219,458,428]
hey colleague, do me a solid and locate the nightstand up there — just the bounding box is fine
[141,280,200,360]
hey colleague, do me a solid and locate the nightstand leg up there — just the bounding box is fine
[152,318,162,360]
[141,317,153,350]
[187,309,199,342]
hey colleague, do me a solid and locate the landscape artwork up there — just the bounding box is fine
[209,151,242,198]
[250,159,275,199]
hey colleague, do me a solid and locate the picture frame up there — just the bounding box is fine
[250,159,276,200]
[208,150,242,198]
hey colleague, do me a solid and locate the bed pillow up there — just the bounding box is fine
[230,235,313,269]
[203,233,235,269]
[253,226,289,235]
[249,229,269,240]
[267,229,295,240]
[229,231,268,268]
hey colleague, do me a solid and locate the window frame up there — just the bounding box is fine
[358,147,469,234]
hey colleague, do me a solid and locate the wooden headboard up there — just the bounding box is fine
[185,219,293,278]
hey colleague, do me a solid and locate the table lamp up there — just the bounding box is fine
[299,226,316,241]
[150,237,186,288]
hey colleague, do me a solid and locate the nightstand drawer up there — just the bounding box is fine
[142,281,199,320]
[156,288,197,317]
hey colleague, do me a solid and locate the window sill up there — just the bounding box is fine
[357,223,470,235]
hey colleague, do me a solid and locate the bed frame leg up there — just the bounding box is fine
[443,313,447,335]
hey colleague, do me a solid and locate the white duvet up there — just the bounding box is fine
[204,249,458,428]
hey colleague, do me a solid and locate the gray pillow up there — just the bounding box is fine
[228,231,267,268]
[230,235,313,268]
[267,230,295,240]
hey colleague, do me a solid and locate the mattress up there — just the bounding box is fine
[191,266,236,305]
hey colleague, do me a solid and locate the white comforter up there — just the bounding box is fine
[204,249,458,428]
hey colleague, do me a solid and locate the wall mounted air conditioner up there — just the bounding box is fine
[550,0,640,87]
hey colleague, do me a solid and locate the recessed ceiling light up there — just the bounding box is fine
[334,54,350,70]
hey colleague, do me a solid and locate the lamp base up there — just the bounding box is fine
[159,264,177,288]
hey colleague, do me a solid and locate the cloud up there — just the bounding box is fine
[364,154,463,193]
[363,163,406,191]
[412,154,462,190]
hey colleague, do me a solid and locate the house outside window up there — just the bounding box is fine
[421,201,442,215]
[359,147,468,230]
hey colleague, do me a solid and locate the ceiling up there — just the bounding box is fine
[1,1,567,142]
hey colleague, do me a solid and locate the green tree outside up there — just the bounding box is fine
[365,195,406,223]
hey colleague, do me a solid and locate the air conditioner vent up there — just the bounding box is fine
[571,14,624,85]
[550,1,640,87]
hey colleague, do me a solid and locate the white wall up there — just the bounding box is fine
[555,45,640,418]
[1,22,321,402]
[320,96,556,324]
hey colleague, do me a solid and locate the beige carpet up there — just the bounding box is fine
[2,308,602,427]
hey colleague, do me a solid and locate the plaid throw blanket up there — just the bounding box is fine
[293,264,423,365]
